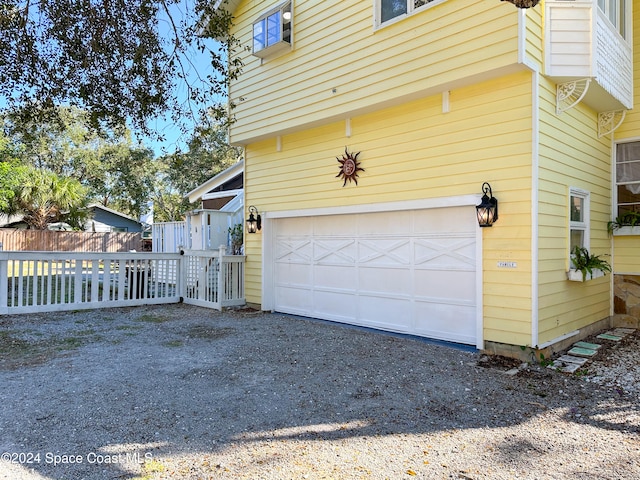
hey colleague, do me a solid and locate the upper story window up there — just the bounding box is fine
[615,141,640,216]
[253,2,292,58]
[377,0,438,27]
[598,0,627,38]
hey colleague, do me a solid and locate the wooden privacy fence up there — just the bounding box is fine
[0,248,246,315]
[0,229,142,253]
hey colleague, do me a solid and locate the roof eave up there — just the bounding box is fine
[213,0,241,14]
[185,160,244,203]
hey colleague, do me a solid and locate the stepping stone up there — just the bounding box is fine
[613,328,635,336]
[567,346,599,357]
[597,333,623,342]
[573,341,601,350]
[548,361,583,373]
[556,354,589,366]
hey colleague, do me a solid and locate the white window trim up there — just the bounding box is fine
[374,0,446,29]
[569,187,590,262]
[613,138,640,235]
[597,0,629,41]
[252,1,293,58]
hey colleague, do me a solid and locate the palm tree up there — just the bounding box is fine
[8,166,88,229]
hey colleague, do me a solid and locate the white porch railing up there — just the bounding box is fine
[0,249,245,315]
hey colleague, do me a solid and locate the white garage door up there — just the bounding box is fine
[272,206,479,345]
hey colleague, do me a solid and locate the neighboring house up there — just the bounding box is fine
[85,204,143,233]
[152,161,245,252]
[0,205,143,233]
[217,0,638,357]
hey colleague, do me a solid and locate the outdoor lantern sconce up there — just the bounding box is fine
[501,0,540,8]
[476,182,499,227]
[246,206,262,233]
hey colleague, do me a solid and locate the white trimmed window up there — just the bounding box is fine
[376,0,440,27]
[252,2,292,58]
[569,188,590,254]
[597,0,628,39]
[615,141,640,216]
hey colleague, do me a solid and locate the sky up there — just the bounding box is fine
[141,2,224,157]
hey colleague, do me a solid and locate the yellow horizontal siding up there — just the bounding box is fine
[614,236,640,273]
[536,75,612,346]
[229,0,520,144]
[524,1,544,69]
[244,72,534,344]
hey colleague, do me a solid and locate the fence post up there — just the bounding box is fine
[178,249,185,302]
[218,245,226,309]
[0,253,8,314]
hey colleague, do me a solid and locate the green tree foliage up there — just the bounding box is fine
[3,106,156,221]
[152,117,242,222]
[0,0,241,136]
[0,131,25,211]
[5,165,88,229]
[166,117,242,194]
[0,161,26,211]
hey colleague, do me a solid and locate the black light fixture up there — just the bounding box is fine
[246,206,262,233]
[476,182,499,227]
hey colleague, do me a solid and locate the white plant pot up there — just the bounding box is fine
[567,268,605,282]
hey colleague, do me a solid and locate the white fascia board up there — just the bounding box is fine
[185,160,244,203]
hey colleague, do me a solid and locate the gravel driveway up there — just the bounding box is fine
[0,304,638,479]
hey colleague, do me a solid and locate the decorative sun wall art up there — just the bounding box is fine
[501,0,540,7]
[336,147,364,187]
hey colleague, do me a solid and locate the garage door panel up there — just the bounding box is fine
[315,265,356,289]
[414,302,476,344]
[313,214,357,235]
[414,206,476,234]
[272,206,478,346]
[414,270,475,300]
[414,237,475,269]
[314,290,358,319]
[276,217,313,235]
[359,267,412,295]
[275,286,313,312]
[358,238,411,266]
[358,295,412,332]
[276,237,312,263]
[359,209,413,234]
[275,263,312,286]
[314,238,356,265]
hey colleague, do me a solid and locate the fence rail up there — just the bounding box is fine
[0,229,142,252]
[0,248,245,315]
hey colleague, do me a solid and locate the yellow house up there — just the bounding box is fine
[216,0,639,357]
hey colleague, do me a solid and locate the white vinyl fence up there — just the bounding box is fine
[0,249,245,315]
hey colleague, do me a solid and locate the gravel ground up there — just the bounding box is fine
[0,304,638,480]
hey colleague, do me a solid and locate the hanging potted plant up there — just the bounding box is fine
[567,246,611,282]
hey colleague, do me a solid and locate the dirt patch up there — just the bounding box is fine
[186,325,234,340]
[477,353,523,371]
[0,327,100,370]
